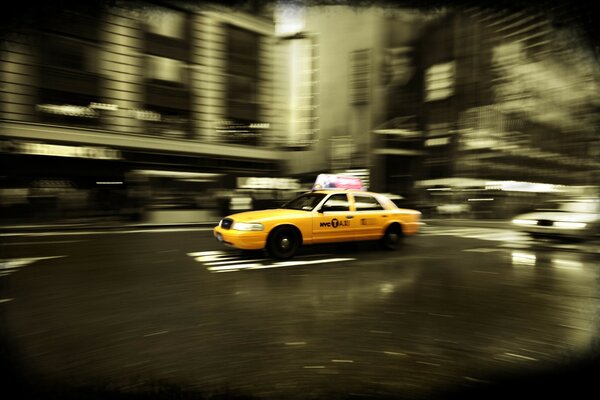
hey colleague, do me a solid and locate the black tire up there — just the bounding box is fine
[381,224,403,250]
[267,227,300,259]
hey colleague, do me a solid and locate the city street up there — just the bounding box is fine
[1,222,599,399]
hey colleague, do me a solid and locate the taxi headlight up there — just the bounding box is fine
[512,219,536,226]
[554,221,587,229]
[232,222,264,231]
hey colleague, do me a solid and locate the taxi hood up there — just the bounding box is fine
[227,208,309,222]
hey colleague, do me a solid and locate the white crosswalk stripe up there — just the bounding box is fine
[187,250,355,273]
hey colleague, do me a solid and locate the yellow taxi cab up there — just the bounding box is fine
[213,174,422,259]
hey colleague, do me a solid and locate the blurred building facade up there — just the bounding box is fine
[281,7,433,189]
[0,2,295,223]
[411,9,600,216]
[288,5,599,216]
[1,3,598,223]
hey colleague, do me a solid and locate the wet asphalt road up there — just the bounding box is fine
[1,223,599,399]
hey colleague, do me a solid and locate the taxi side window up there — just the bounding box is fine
[354,195,384,211]
[321,194,350,212]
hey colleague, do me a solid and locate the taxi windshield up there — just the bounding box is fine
[281,193,327,211]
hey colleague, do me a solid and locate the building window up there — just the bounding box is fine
[144,105,190,140]
[225,24,261,123]
[146,10,186,39]
[145,55,188,86]
[350,49,370,105]
[425,61,455,102]
[37,32,101,126]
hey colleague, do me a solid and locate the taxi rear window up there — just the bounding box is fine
[354,194,384,211]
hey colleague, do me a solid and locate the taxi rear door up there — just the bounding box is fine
[312,193,355,243]
[350,193,388,241]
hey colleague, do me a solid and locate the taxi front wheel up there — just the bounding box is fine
[382,225,403,250]
[267,227,300,259]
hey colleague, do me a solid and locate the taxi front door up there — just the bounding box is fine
[312,193,355,243]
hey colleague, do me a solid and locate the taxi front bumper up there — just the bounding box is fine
[213,226,267,250]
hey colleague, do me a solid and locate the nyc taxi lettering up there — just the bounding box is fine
[320,218,350,228]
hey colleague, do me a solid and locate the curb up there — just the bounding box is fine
[0,222,219,234]
[422,219,514,229]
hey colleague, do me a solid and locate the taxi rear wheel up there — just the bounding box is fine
[267,227,300,259]
[382,225,403,250]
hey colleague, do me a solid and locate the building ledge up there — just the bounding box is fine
[373,148,426,156]
[0,120,284,162]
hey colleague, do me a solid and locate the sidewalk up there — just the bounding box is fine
[0,218,220,233]
[422,218,513,230]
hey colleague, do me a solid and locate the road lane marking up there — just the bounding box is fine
[2,240,87,246]
[206,258,268,266]
[0,256,67,270]
[428,313,453,318]
[196,256,237,263]
[256,258,355,268]
[504,352,538,362]
[208,263,264,271]
[143,331,169,337]
[331,359,354,363]
[416,361,441,366]
[463,248,504,252]
[383,351,407,356]
[188,251,223,256]
[206,258,356,272]
[0,298,14,303]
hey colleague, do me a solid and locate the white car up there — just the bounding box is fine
[512,198,600,240]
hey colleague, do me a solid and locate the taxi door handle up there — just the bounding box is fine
[382,215,388,218]
[346,215,354,219]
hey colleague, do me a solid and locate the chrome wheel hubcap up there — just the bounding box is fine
[280,237,290,250]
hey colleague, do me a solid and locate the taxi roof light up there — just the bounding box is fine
[312,174,366,191]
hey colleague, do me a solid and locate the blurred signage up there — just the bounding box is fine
[425,61,455,102]
[237,177,300,190]
[216,120,269,144]
[36,104,99,118]
[485,180,558,193]
[37,102,163,122]
[425,137,450,147]
[0,140,121,160]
